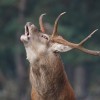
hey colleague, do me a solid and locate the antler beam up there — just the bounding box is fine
[52,30,100,56]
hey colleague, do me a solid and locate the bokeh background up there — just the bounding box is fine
[0,0,100,100]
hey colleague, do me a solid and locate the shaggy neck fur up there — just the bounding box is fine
[28,52,75,100]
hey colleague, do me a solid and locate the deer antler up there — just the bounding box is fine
[77,29,100,56]
[52,29,100,56]
[50,12,100,56]
[51,12,66,37]
[39,13,46,33]
[39,12,100,56]
[78,29,98,46]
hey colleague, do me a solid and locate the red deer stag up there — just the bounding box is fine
[20,12,100,100]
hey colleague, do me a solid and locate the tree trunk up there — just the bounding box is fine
[14,0,27,100]
[74,66,87,100]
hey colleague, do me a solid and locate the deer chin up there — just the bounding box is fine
[20,35,29,43]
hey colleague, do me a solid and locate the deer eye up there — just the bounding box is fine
[41,34,49,40]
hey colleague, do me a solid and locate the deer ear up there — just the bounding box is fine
[51,43,73,52]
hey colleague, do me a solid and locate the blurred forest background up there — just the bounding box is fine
[0,0,100,100]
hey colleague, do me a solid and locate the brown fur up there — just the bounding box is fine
[29,52,75,100]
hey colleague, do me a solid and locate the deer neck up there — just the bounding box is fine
[29,53,68,97]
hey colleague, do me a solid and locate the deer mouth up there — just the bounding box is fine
[20,26,29,43]
[20,22,33,43]
[20,22,38,43]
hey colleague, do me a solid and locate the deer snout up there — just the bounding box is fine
[25,22,38,35]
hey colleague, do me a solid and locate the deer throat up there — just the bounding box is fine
[29,56,66,97]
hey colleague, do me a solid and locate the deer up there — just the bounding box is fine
[20,12,100,100]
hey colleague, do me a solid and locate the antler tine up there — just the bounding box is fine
[51,12,66,38]
[39,13,46,33]
[79,29,98,46]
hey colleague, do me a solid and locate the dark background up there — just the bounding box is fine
[0,0,100,100]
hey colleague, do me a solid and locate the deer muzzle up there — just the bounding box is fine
[20,22,38,43]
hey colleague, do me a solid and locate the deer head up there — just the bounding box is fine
[20,12,100,63]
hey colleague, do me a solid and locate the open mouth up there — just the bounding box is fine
[20,22,32,42]
[25,25,29,36]
[20,22,38,43]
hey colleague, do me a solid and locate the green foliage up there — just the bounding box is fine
[0,0,17,6]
